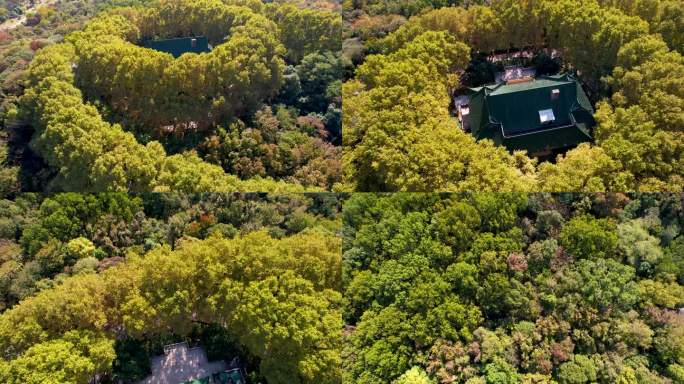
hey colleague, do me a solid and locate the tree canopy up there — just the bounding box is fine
[342,193,684,383]
[342,0,684,192]
[1,0,343,192]
[0,192,346,384]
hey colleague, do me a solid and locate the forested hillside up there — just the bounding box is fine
[0,0,22,23]
[0,0,162,194]
[342,0,683,192]
[342,193,684,383]
[0,0,343,193]
[0,193,345,383]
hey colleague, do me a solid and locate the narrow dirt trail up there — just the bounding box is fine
[0,0,59,31]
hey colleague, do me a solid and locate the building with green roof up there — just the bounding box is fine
[144,36,211,58]
[459,74,595,156]
[141,342,243,384]
[183,369,245,384]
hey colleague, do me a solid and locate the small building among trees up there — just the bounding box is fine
[144,36,211,58]
[139,342,245,384]
[458,74,595,157]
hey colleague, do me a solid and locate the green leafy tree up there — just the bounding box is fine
[265,3,342,63]
[394,367,432,384]
[560,215,618,260]
[0,331,114,384]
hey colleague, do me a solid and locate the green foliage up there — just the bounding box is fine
[595,37,684,190]
[199,106,341,189]
[0,141,18,195]
[265,3,342,63]
[668,364,684,383]
[71,6,285,131]
[343,30,535,191]
[557,355,597,384]
[4,0,341,192]
[111,337,151,382]
[394,366,433,384]
[343,193,684,383]
[659,237,684,284]
[346,0,453,18]
[0,225,343,383]
[343,0,683,192]
[560,215,618,260]
[0,330,114,384]
[617,219,663,275]
[296,51,344,113]
[0,192,345,330]
[538,144,625,192]
[462,52,500,87]
[484,357,521,384]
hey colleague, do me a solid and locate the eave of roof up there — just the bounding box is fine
[503,123,592,154]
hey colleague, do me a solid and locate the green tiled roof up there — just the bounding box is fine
[145,36,211,58]
[502,114,592,154]
[467,89,489,138]
[464,74,595,154]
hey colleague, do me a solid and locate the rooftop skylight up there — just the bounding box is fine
[539,109,555,124]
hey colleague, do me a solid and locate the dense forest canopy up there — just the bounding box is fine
[0,192,346,383]
[342,193,684,383]
[0,0,344,193]
[342,0,683,192]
